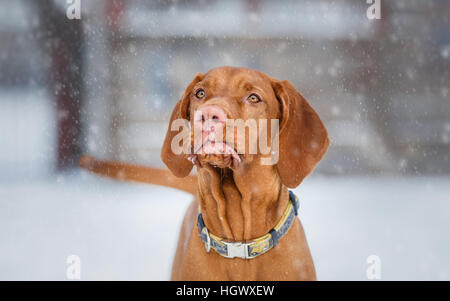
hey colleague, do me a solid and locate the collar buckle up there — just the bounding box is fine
[223,241,253,259]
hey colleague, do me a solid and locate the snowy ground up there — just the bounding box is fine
[0,171,449,281]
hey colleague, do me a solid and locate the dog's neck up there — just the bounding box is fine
[197,163,289,241]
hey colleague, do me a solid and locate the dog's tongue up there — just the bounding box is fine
[201,141,242,167]
[203,141,240,159]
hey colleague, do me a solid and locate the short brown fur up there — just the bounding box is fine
[80,67,329,281]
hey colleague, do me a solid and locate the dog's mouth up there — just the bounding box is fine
[188,139,242,170]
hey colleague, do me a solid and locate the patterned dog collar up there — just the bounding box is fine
[197,190,300,259]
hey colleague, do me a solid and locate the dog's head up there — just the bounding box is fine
[161,66,329,188]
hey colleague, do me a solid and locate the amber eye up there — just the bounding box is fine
[247,93,261,103]
[195,89,205,99]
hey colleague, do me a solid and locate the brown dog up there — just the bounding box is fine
[80,66,329,280]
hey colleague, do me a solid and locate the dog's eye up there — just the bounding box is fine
[195,89,205,99]
[247,93,261,103]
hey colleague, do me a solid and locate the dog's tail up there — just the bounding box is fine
[78,155,197,195]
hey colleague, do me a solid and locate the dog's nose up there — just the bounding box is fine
[194,105,227,131]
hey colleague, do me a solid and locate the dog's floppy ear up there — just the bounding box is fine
[161,73,204,177]
[272,80,329,188]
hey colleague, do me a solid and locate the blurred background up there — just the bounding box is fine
[0,0,449,280]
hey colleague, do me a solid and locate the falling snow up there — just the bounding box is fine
[0,0,449,280]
